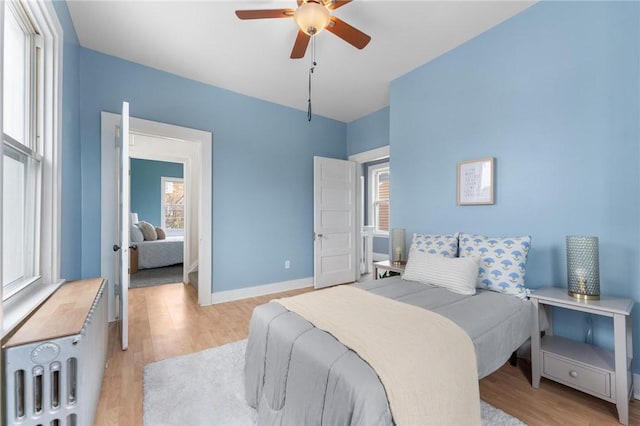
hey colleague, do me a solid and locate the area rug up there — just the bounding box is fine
[130,264,183,288]
[144,340,526,426]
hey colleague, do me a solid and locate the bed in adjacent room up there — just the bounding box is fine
[244,232,534,425]
[135,236,184,270]
[130,221,184,271]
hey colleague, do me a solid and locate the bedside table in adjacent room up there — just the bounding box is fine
[529,287,634,425]
[129,245,138,274]
[373,260,405,280]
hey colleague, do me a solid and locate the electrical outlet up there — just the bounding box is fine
[285,260,291,269]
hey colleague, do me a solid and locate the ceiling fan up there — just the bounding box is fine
[235,0,371,59]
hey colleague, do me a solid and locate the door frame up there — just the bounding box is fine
[348,145,390,278]
[101,112,212,319]
[129,134,194,285]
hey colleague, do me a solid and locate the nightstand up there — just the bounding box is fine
[129,245,138,274]
[373,260,405,280]
[529,288,633,425]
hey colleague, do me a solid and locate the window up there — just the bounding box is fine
[368,162,390,235]
[1,0,61,327]
[2,145,40,298]
[161,177,184,236]
[2,1,43,299]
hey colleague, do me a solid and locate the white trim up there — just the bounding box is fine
[1,4,5,411]
[634,374,640,400]
[199,136,212,305]
[348,145,390,163]
[211,277,313,305]
[101,113,213,321]
[37,0,63,286]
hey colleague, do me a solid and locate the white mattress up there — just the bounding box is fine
[137,236,184,269]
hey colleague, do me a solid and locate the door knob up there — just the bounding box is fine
[113,244,121,252]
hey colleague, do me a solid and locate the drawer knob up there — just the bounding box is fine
[569,370,578,378]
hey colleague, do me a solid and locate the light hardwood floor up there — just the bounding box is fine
[94,283,640,425]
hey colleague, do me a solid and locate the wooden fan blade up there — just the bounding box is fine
[327,0,352,11]
[235,9,294,20]
[291,30,311,59]
[326,16,371,49]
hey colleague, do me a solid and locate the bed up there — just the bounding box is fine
[134,236,184,270]
[245,232,534,425]
[245,278,533,425]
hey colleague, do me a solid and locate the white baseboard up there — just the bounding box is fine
[211,277,313,304]
[634,374,640,400]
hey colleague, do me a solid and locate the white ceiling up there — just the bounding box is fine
[66,1,535,123]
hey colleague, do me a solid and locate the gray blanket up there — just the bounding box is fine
[245,278,532,425]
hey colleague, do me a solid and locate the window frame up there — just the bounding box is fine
[160,176,184,237]
[368,162,390,237]
[1,0,62,337]
[2,139,42,299]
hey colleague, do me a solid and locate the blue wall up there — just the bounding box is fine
[78,49,346,291]
[389,2,639,368]
[52,0,82,281]
[346,106,389,157]
[130,159,184,227]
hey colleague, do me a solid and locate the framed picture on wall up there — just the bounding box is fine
[457,157,495,205]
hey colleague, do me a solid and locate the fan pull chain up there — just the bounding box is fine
[308,36,317,122]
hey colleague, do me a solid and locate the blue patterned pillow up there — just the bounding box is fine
[410,233,459,258]
[459,233,531,299]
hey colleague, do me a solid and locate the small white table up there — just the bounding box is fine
[373,260,405,280]
[529,288,633,425]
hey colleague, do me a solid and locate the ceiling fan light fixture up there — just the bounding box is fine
[294,1,331,36]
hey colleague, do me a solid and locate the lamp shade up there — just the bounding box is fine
[294,1,330,36]
[566,235,600,300]
[391,228,406,265]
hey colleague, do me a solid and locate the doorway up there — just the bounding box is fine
[128,147,186,290]
[101,112,212,323]
[348,145,390,282]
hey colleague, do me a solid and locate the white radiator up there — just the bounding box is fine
[4,279,108,426]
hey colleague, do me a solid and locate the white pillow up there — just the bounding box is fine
[130,224,144,243]
[402,250,479,295]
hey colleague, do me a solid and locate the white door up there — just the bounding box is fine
[313,156,357,288]
[114,102,130,350]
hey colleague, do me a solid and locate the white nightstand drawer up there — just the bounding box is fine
[542,351,612,398]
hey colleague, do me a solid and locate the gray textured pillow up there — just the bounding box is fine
[138,221,157,241]
[155,227,166,240]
